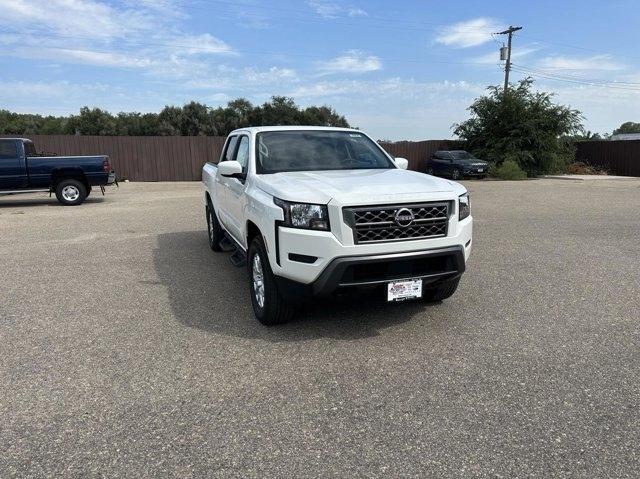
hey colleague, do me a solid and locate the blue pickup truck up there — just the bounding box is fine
[0,138,116,206]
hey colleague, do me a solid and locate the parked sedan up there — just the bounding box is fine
[426,150,489,180]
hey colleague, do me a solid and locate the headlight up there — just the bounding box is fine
[459,193,470,220]
[274,198,330,231]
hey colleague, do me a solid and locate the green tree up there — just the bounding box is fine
[454,78,583,176]
[612,121,640,135]
[256,96,304,126]
[302,105,350,127]
[66,107,117,135]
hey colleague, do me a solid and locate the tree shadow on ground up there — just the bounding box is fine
[153,230,446,342]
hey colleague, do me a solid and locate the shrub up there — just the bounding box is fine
[492,160,527,180]
[567,162,608,175]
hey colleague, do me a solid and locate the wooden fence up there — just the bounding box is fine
[575,140,640,177]
[11,135,462,181]
[19,135,226,182]
[10,135,639,180]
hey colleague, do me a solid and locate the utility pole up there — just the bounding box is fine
[496,26,522,95]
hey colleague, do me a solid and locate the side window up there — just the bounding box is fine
[221,136,238,163]
[23,141,37,157]
[235,136,250,170]
[0,141,18,160]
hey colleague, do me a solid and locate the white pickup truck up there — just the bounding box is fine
[202,126,472,325]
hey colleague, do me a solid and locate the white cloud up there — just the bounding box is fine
[0,0,150,39]
[348,7,368,17]
[537,54,625,71]
[290,78,484,100]
[168,34,234,56]
[185,66,299,91]
[307,1,367,18]
[0,0,234,77]
[436,17,501,48]
[316,50,382,75]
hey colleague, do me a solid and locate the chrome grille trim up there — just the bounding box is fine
[343,202,450,244]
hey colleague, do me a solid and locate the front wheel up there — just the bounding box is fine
[248,237,294,325]
[55,179,87,206]
[451,168,461,180]
[426,167,434,175]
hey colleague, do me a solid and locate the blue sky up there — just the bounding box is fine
[1,0,639,140]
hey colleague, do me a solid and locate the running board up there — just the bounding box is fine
[218,235,236,252]
[229,249,247,267]
[0,189,50,195]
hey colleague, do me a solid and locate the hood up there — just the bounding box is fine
[254,169,463,205]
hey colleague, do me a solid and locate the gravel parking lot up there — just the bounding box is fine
[1,178,639,478]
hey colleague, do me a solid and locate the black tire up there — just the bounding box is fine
[451,168,461,180]
[248,237,294,325]
[206,201,224,252]
[423,277,460,303]
[426,167,434,175]
[54,179,87,206]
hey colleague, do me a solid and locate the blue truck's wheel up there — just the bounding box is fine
[54,179,87,206]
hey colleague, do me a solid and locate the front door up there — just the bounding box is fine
[0,140,27,189]
[224,135,250,246]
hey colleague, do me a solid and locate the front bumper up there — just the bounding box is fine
[273,215,472,285]
[274,245,465,300]
[463,169,488,177]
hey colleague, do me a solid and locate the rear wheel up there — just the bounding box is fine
[426,167,434,175]
[55,179,87,206]
[451,168,461,180]
[248,237,294,325]
[206,201,224,252]
[423,277,460,303]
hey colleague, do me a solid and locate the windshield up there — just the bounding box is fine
[450,151,477,160]
[256,130,395,174]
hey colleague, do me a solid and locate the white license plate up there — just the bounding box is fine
[387,279,423,302]
[478,168,483,173]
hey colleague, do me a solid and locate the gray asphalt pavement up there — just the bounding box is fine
[1,179,639,478]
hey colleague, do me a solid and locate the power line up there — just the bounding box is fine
[513,64,640,86]
[515,32,640,61]
[510,65,640,91]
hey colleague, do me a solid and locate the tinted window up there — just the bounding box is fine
[222,136,238,162]
[235,136,249,170]
[450,151,475,160]
[434,151,451,160]
[0,141,18,160]
[256,131,394,174]
[23,141,37,157]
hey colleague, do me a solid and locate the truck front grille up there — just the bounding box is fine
[343,202,450,244]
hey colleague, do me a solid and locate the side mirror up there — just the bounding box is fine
[394,157,409,170]
[219,160,243,178]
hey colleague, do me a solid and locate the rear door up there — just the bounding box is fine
[431,151,450,176]
[0,140,27,189]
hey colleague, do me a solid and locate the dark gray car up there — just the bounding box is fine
[426,150,489,180]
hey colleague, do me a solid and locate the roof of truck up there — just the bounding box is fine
[0,138,31,141]
[228,126,360,135]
